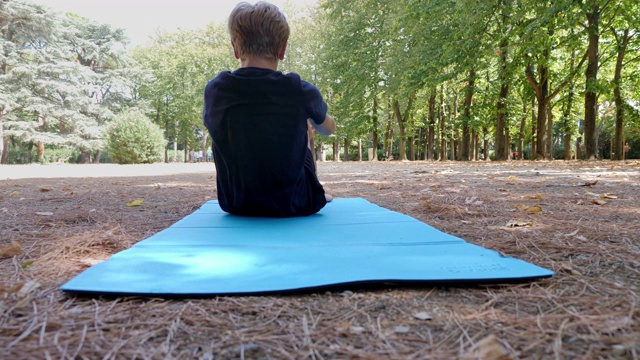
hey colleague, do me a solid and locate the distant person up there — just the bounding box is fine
[203,1,336,217]
[206,148,213,162]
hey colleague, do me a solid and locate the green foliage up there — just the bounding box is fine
[0,0,142,164]
[131,23,236,160]
[106,110,165,164]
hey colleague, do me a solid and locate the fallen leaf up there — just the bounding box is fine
[10,191,20,197]
[126,198,144,207]
[523,194,543,200]
[525,205,542,213]
[591,199,606,206]
[17,280,40,298]
[414,312,433,321]
[35,212,54,216]
[559,263,582,275]
[79,258,104,267]
[462,334,512,360]
[21,260,33,269]
[506,220,533,228]
[563,229,580,237]
[600,193,617,199]
[394,325,410,334]
[39,188,52,192]
[0,241,22,259]
[507,175,517,180]
[581,181,598,187]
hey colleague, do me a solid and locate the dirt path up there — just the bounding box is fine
[1,160,639,359]
[1,163,215,180]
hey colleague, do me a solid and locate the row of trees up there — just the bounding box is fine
[315,0,640,161]
[1,0,639,164]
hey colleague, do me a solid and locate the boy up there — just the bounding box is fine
[203,1,336,217]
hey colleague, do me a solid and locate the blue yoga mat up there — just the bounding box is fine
[60,198,553,296]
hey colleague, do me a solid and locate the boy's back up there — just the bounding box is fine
[204,67,328,217]
[202,1,335,217]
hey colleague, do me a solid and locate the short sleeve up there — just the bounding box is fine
[301,80,328,125]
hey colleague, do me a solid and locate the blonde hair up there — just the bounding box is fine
[228,2,290,60]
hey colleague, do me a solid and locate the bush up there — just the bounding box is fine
[106,110,166,164]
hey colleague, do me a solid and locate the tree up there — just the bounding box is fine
[583,0,601,159]
[609,0,640,160]
[133,23,235,162]
[0,0,135,164]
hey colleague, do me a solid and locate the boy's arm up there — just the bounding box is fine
[311,114,336,136]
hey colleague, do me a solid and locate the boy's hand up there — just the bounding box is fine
[312,114,336,136]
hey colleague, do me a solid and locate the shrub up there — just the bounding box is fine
[106,110,166,164]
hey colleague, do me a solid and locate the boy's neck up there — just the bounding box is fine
[240,56,279,71]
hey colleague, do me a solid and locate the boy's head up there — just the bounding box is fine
[228,2,290,61]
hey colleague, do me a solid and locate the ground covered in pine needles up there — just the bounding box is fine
[1,160,639,359]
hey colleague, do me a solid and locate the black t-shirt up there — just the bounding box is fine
[203,67,328,217]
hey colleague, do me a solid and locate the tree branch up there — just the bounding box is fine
[548,50,588,101]
[524,61,541,99]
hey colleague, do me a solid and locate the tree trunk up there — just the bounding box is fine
[427,91,436,161]
[495,38,510,161]
[343,138,349,161]
[531,97,537,158]
[483,136,490,162]
[0,136,7,164]
[93,149,102,163]
[518,112,526,160]
[535,62,549,160]
[0,114,5,164]
[546,104,553,159]
[160,108,168,163]
[37,142,45,162]
[370,97,379,161]
[563,51,576,161]
[438,85,447,161]
[612,28,629,161]
[383,117,392,159]
[584,2,600,160]
[391,96,415,161]
[461,69,476,161]
[409,136,415,161]
[333,138,340,162]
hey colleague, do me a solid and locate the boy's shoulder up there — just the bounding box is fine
[207,68,307,88]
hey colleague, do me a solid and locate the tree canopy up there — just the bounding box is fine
[1,0,639,164]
